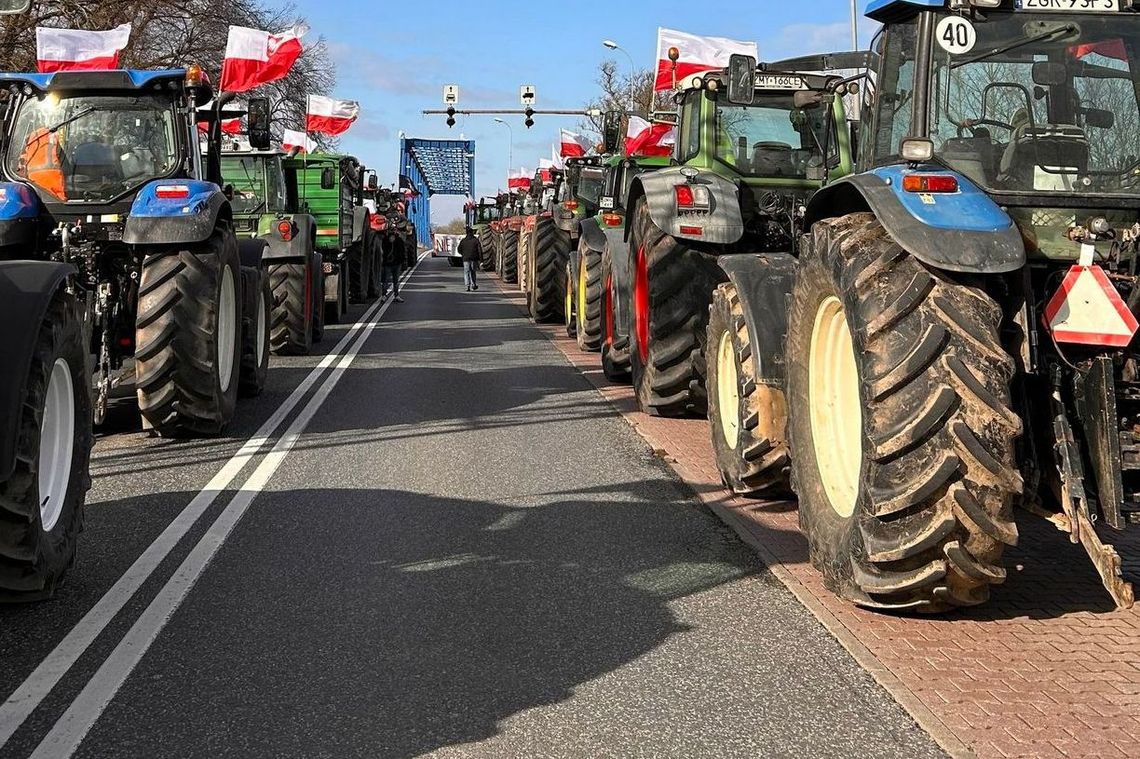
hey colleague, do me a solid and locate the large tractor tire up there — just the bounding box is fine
[269,263,314,356]
[367,237,383,299]
[311,253,325,344]
[706,282,790,497]
[574,236,604,351]
[499,230,519,284]
[786,213,1021,612]
[347,241,370,304]
[600,241,631,382]
[136,229,242,436]
[517,225,534,294]
[527,217,569,323]
[0,290,91,601]
[479,226,495,271]
[323,258,346,326]
[239,266,270,398]
[628,198,724,417]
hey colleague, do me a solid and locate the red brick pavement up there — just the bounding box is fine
[493,279,1140,759]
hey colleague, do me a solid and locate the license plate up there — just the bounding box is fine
[599,197,614,210]
[1016,0,1121,10]
[755,74,807,90]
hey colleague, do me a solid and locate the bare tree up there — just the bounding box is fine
[581,59,675,139]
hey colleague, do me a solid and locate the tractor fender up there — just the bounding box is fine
[717,253,797,387]
[627,168,744,245]
[803,168,1025,274]
[237,238,268,269]
[603,227,632,337]
[351,208,369,245]
[0,260,77,481]
[123,180,231,246]
[261,213,316,263]
[579,216,606,252]
[0,181,40,247]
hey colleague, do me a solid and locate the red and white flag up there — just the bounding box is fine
[36,24,131,73]
[549,144,564,170]
[507,168,531,191]
[282,128,317,154]
[306,95,360,136]
[654,27,758,91]
[625,116,676,157]
[220,24,306,93]
[559,128,592,158]
[197,117,242,135]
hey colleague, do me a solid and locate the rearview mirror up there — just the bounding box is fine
[320,166,335,190]
[1085,107,1115,129]
[367,172,378,191]
[246,97,271,150]
[1032,61,1067,87]
[602,110,623,155]
[726,54,756,105]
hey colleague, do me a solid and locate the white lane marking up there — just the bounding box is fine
[31,260,410,758]
[0,258,422,748]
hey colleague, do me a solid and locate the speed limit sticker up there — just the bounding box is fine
[935,16,977,55]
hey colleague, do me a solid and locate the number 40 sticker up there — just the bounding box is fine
[936,16,977,55]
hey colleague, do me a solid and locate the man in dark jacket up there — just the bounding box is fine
[381,234,405,302]
[458,227,482,292]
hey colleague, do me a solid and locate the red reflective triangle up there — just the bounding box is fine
[1042,265,1139,348]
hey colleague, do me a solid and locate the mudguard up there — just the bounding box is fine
[579,217,606,252]
[0,182,40,248]
[604,227,632,338]
[804,167,1025,274]
[123,180,230,246]
[628,168,744,245]
[237,238,267,270]
[261,213,316,263]
[717,253,797,387]
[0,261,76,481]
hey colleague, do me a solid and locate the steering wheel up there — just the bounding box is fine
[957,119,1015,138]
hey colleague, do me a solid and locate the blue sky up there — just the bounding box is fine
[301,0,876,223]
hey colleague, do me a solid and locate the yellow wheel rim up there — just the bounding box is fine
[565,270,573,327]
[577,262,589,332]
[716,329,740,448]
[808,296,862,518]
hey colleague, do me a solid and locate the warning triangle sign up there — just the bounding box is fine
[1043,265,1139,348]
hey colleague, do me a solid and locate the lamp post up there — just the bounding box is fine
[850,0,859,50]
[602,39,636,112]
[493,117,513,183]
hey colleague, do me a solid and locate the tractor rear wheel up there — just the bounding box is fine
[706,282,790,496]
[517,225,534,294]
[347,242,369,303]
[500,230,519,284]
[628,198,724,417]
[0,290,91,601]
[600,241,631,382]
[269,263,314,355]
[787,213,1021,611]
[367,237,383,299]
[136,228,242,436]
[311,253,325,344]
[528,217,569,323]
[239,266,270,398]
[479,227,495,271]
[575,237,604,352]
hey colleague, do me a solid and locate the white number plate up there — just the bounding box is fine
[599,197,615,210]
[1016,0,1121,10]
[755,74,807,90]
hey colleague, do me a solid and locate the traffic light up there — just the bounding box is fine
[524,107,534,129]
[446,106,456,128]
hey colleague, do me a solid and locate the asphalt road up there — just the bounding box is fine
[0,256,945,759]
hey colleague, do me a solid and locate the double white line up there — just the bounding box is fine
[1,255,426,757]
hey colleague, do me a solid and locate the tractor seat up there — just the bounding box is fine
[999,124,1089,191]
[752,142,795,176]
[70,142,123,184]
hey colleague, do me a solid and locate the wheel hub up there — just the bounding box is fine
[38,358,75,532]
[217,266,237,392]
[717,330,740,448]
[808,295,862,518]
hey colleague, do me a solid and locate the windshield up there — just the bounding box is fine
[221,156,286,215]
[8,94,177,202]
[476,205,500,223]
[714,95,834,178]
[931,10,1140,196]
[577,166,606,206]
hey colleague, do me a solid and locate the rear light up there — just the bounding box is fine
[679,225,703,236]
[902,174,959,193]
[563,200,579,211]
[602,213,622,227]
[675,183,710,210]
[277,220,294,241]
[155,184,191,200]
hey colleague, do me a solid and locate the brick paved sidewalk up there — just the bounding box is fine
[493,280,1140,759]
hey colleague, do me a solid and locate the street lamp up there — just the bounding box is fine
[602,39,636,112]
[850,0,859,50]
[493,117,513,182]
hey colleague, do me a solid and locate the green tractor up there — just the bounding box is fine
[283,153,379,320]
[468,196,501,271]
[221,145,324,355]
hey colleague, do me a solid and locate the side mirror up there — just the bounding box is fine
[320,166,335,190]
[1032,61,1067,87]
[1085,107,1115,129]
[246,97,271,151]
[367,172,378,190]
[602,110,623,154]
[726,54,756,106]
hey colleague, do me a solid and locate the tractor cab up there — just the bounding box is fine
[218,145,293,236]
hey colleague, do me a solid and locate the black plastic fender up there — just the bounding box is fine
[604,228,632,339]
[236,238,268,270]
[803,174,1026,274]
[0,260,77,481]
[578,217,607,253]
[717,253,797,387]
[627,168,744,245]
[123,191,232,246]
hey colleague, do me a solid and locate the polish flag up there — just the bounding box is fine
[197,117,242,135]
[282,128,317,154]
[220,24,306,93]
[549,144,564,170]
[36,24,131,73]
[654,27,758,91]
[306,95,360,136]
[507,168,531,191]
[625,116,676,157]
[560,128,592,157]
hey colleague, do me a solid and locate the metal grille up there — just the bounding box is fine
[399,137,476,248]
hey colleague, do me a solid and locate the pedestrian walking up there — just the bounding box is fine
[381,234,405,302]
[458,227,481,292]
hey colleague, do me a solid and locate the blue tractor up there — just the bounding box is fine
[0,65,272,599]
[707,0,1140,611]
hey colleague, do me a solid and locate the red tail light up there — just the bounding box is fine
[278,220,294,241]
[602,213,622,227]
[155,184,191,200]
[902,174,958,193]
[563,200,579,211]
[675,183,710,210]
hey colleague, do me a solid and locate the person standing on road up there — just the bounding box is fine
[381,234,405,303]
[458,227,481,292]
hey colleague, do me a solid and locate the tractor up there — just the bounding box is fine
[467,196,500,271]
[712,0,1140,612]
[518,166,568,322]
[494,190,526,285]
[0,66,274,598]
[283,152,377,317]
[220,142,324,355]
